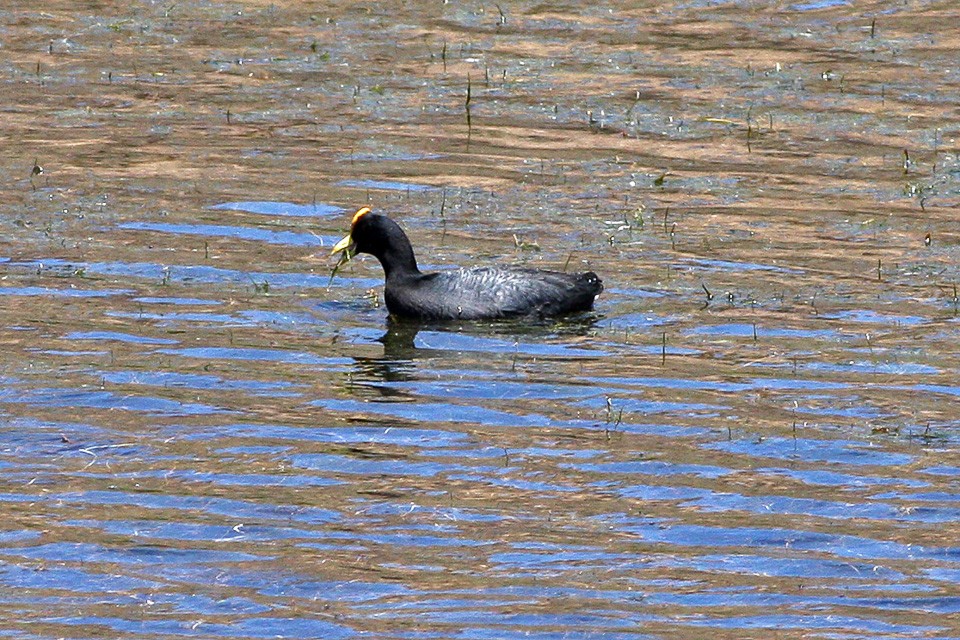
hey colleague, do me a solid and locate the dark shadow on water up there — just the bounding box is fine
[379,313,603,357]
[347,314,604,387]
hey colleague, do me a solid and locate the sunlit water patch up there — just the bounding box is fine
[209,201,343,217]
[117,221,324,247]
[336,179,439,192]
[98,371,303,396]
[65,331,179,345]
[682,257,805,275]
[791,0,850,10]
[11,258,353,290]
[823,309,929,326]
[338,151,443,163]
[0,385,229,417]
[106,308,323,329]
[132,296,220,305]
[686,322,843,340]
[704,437,916,466]
[0,286,134,298]
[156,346,350,367]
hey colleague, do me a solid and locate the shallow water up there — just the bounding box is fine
[2,0,960,638]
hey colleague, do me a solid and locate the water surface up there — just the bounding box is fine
[1,1,959,638]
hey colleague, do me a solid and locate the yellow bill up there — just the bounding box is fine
[330,207,372,258]
[329,206,373,283]
[331,233,354,257]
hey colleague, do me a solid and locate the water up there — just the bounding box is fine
[1,0,960,638]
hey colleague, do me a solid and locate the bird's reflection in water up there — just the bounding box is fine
[344,319,436,395]
[347,314,602,397]
[378,317,423,360]
[344,321,418,398]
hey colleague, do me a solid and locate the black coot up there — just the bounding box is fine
[331,207,603,321]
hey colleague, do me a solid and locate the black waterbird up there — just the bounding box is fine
[331,207,602,321]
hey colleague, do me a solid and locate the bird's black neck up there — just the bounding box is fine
[374,225,420,279]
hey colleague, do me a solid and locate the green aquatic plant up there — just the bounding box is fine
[465,74,472,131]
[513,234,540,252]
[328,244,354,286]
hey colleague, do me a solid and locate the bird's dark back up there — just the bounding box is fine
[384,267,602,320]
